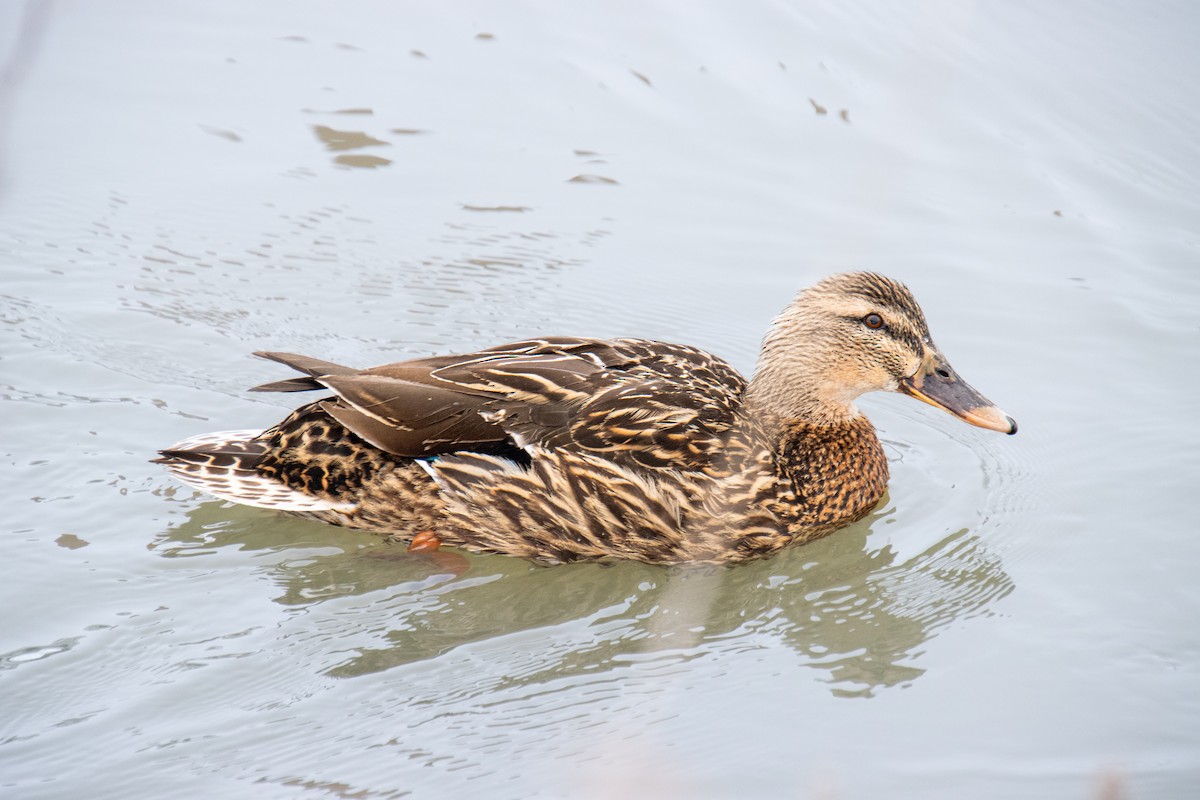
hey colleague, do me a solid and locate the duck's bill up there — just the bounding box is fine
[898,359,1017,435]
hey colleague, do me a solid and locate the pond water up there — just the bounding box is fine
[2,2,1198,798]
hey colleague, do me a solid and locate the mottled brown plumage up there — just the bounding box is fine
[156,272,1016,564]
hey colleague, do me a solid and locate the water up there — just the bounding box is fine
[2,1,1198,798]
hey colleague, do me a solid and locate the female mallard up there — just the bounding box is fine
[157,272,1015,564]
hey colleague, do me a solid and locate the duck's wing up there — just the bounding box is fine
[252,337,746,470]
[550,338,748,470]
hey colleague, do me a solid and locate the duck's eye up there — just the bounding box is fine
[863,313,884,330]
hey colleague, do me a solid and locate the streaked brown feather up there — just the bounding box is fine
[318,373,504,456]
[251,337,744,474]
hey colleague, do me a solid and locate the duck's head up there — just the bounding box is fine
[748,272,1016,434]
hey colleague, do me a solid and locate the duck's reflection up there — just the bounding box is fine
[153,498,1011,698]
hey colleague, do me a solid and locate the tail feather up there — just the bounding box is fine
[156,429,353,513]
[249,352,358,393]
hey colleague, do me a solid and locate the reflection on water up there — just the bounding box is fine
[311,125,390,152]
[153,498,1011,697]
[311,124,394,169]
[0,637,82,672]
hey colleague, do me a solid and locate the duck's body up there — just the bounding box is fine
[157,273,1015,564]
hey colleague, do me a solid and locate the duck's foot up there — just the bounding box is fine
[407,530,442,553]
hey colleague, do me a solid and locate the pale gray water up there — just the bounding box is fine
[2,2,1198,798]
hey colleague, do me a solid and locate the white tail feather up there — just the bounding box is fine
[161,429,354,513]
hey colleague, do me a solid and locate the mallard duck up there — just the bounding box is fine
[156,272,1015,564]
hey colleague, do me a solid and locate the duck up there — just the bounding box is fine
[156,272,1016,564]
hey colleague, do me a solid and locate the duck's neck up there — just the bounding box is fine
[742,366,889,533]
[742,309,864,427]
[743,362,857,427]
[739,314,890,532]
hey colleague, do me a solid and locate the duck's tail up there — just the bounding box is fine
[154,429,352,513]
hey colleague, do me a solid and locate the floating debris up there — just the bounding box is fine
[461,204,531,213]
[312,125,390,152]
[55,533,89,550]
[567,174,619,185]
[198,125,241,142]
[333,154,392,169]
[301,108,374,115]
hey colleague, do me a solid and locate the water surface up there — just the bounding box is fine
[2,2,1198,798]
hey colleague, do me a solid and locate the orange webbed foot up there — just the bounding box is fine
[407,530,469,576]
[407,530,442,553]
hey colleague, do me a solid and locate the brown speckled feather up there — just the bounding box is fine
[257,338,745,472]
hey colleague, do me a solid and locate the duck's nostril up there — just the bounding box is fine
[935,368,951,379]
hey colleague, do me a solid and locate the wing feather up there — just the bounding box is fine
[250,336,747,469]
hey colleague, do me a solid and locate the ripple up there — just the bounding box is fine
[869,394,1040,550]
[0,637,81,670]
